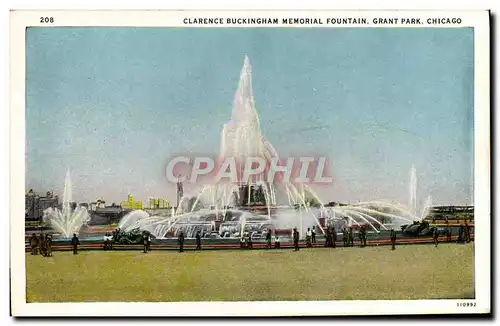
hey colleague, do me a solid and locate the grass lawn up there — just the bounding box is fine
[26,243,474,302]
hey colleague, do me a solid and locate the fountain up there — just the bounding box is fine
[42,169,91,238]
[118,210,150,230]
[119,56,430,240]
[419,195,433,222]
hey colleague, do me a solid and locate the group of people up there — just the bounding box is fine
[266,230,281,249]
[238,230,283,250]
[358,226,368,247]
[438,222,472,245]
[29,233,53,257]
[240,234,253,249]
[324,226,337,248]
[30,232,79,255]
[342,227,354,247]
[305,227,317,247]
[176,230,202,252]
[327,225,369,248]
[241,225,372,252]
[35,222,473,256]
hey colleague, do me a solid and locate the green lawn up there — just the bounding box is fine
[26,243,474,302]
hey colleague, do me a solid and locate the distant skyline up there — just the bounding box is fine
[26,27,474,207]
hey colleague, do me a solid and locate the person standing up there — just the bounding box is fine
[274,235,280,249]
[71,233,80,255]
[349,227,354,247]
[331,227,337,248]
[196,231,202,250]
[266,230,272,249]
[143,233,149,253]
[39,234,47,257]
[240,236,246,249]
[247,234,253,249]
[29,233,38,255]
[457,224,464,243]
[464,221,470,243]
[46,234,52,257]
[390,229,396,250]
[342,228,347,247]
[178,231,185,253]
[433,227,439,247]
[293,227,300,251]
[360,227,365,247]
[311,226,316,244]
[324,227,330,247]
[306,228,312,248]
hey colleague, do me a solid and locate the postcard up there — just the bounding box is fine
[10,9,491,316]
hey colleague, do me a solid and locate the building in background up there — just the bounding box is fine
[25,189,60,221]
[148,197,171,209]
[121,194,143,210]
[426,206,474,221]
[88,199,125,225]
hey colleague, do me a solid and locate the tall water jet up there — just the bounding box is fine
[42,169,91,238]
[409,165,417,218]
[62,169,73,217]
[220,56,278,199]
[221,55,267,162]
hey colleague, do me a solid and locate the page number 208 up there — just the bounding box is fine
[40,17,54,23]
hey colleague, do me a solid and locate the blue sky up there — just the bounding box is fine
[26,27,474,207]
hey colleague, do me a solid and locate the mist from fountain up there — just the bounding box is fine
[419,195,433,221]
[118,209,150,231]
[43,169,91,238]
